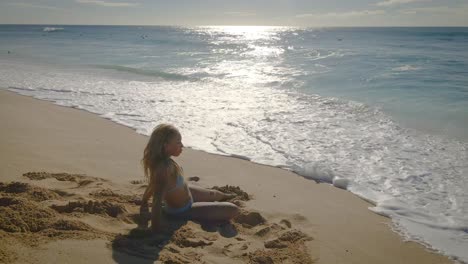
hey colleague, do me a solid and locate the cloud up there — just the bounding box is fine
[224,12,256,17]
[400,5,468,15]
[375,0,429,7]
[296,9,385,19]
[75,0,139,7]
[7,2,63,10]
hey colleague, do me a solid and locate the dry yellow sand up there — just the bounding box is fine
[0,89,453,264]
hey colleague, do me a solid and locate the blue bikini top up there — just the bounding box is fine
[166,174,185,193]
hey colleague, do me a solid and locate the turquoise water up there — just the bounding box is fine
[1,26,467,139]
[0,25,467,262]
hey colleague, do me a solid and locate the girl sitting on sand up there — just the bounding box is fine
[140,124,239,232]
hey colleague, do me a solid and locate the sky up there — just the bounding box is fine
[0,0,467,26]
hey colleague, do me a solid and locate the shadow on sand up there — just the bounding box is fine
[111,213,238,263]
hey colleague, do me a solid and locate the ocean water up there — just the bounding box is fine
[0,25,467,262]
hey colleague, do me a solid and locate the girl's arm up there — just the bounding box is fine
[150,165,169,233]
[138,177,155,228]
[141,176,156,205]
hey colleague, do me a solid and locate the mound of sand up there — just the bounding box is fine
[90,189,141,205]
[1,173,316,264]
[51,200,127,218]
[0,182,61,201]
[0,179,113,263]
[0,196,57,233]
[0,195,99,235]
[112,192,314,263]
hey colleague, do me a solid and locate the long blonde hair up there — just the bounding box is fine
[142,124,181,182]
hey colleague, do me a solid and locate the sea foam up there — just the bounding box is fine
[43,27,64,32]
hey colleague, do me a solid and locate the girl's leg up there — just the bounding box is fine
[177,202,239,222]
[189,185,235,202]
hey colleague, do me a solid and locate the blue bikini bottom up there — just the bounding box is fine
[164,197,193,215]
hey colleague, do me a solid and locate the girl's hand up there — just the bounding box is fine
[138,203,150,229]
[151,219,170,233]
[140,203,150,219]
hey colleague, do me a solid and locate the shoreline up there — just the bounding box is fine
[0,89,454,263]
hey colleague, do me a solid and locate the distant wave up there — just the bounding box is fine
[43,27,64,32]
[8,86,36,92]
[39,87,73,93]
[392,65,421,72]
[306,49,348,62]
[94,65,193,81]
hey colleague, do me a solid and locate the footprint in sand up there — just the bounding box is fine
[247,228,315,264]
[279,219,292,228]
[234,210,266,228]
[264,229,313,249]
[246,218,315,264]
[171,225,214,248]
[254,225,272,237]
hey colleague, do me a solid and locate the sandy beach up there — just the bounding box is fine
[0,89,453,264]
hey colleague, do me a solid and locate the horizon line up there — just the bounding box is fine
[1,23,468,28]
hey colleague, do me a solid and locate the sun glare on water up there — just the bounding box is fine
[198,25,293,40]
[185,25,299,85]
